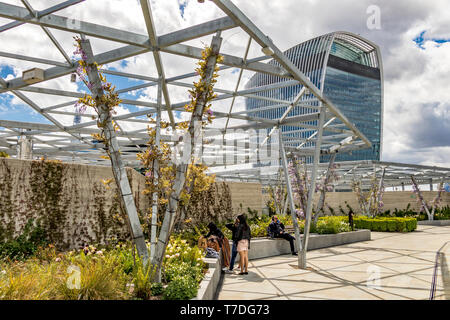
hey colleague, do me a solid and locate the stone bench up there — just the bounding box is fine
[418,220,450,226]
[243,229,371,260]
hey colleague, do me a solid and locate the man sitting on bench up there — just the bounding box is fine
[268,215,297,256]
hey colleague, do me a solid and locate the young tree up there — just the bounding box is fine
[411,176,445,221]
[351,168,386,217]
[288,154,339,225]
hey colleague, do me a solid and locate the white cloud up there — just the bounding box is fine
[0,0,449,168]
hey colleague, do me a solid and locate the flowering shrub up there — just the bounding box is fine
[314,217,350,234]
[0,237,206,300]
[164,237,205,269]
[151,282,164,296]
[160,237,206,299]
[163,275,198,300]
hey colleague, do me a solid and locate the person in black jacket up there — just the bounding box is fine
[268,216,297,255]
[205,222,224,243]
[235,214,251,275]
[225,217,240,273]
[204,222,231,268]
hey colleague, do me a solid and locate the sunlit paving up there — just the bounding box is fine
[0,0,449,309]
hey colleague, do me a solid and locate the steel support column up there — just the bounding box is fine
[280,131,303,263]
[300,106,326,269]
[150,80,162,264]
[79,38,149,265]
[151,33,223,281]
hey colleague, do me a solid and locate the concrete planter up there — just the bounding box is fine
[192,257,223,300]
[247,230,371,261]
[418,220,450,226]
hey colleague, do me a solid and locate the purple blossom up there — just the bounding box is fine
[74,101,87,114]
[295,208,305,219]
[79,105,87,114]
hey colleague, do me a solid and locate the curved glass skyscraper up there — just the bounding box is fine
[245,31,383,162]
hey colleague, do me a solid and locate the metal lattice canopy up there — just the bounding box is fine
[0,0,373,177]
[2,0,449,271]
[213,160,450,190]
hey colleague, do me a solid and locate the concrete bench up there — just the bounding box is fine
[418,220,450,226]
[237,229,371,260]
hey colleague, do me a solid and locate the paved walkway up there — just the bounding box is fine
[217,225,450,300]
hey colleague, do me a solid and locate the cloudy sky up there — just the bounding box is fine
[0,0,449,168]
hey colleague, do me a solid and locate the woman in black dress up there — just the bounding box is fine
[235,215,251,275]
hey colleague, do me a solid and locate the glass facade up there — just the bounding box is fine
[245,32,382,162]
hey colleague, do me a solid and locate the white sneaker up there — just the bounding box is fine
[223,269,233,274]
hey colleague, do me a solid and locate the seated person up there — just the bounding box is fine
[268,215,297,255]
[205,222,225,245]
[204,222,231,268]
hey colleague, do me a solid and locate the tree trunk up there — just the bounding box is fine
[374,167,386,217]
[431,179,445,217]
[411,176,432,220]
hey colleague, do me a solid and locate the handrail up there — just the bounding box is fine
[430,241,450,300]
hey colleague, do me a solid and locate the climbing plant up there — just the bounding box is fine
[0,158,144,249]
[149,39,224,280]
[137,45,222,227]
[29,159,68,246]
[73,36,122,157]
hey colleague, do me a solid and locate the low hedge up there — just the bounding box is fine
[353,216,417,232]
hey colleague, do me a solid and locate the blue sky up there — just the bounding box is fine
[0,65,49,123]
[0,62,152,124]
[413,30,450,49]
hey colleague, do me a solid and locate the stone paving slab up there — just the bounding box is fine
[217,225,450,300]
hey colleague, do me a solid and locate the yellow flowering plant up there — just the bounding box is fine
[137,46,222,232]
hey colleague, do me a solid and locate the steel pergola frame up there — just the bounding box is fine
[0,0,370,165]
[213,160,450,191]
[2,0,436,268]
